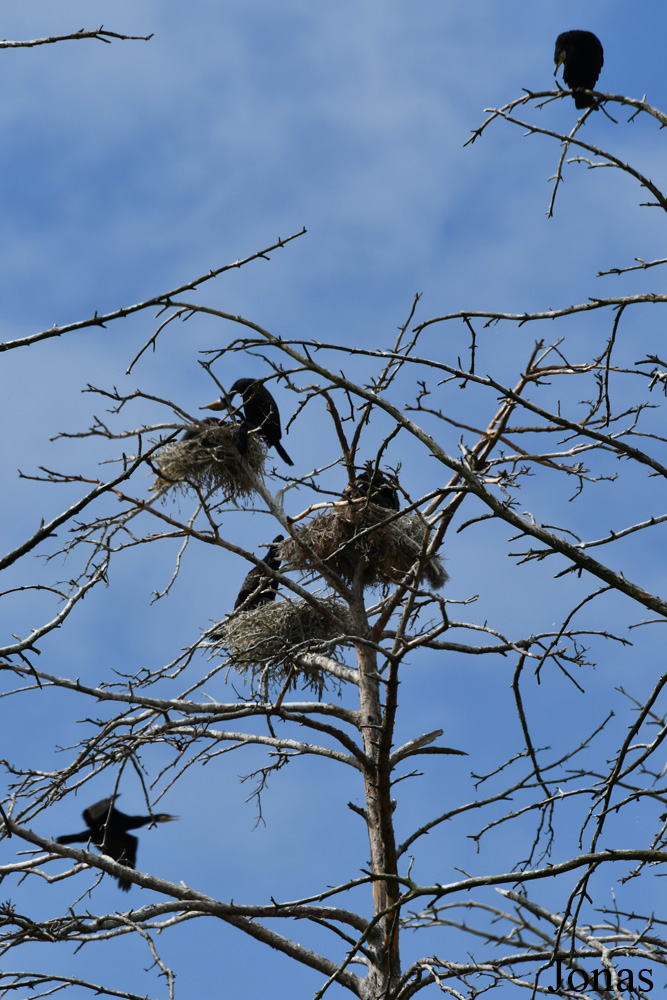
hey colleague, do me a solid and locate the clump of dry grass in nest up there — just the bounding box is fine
[211,596,353,695]
[280,503,448,590]
[151,421,266,501]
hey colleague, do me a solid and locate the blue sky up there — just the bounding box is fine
[3,2,667,997]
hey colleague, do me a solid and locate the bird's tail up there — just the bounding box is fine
[574,91,595,109]
[275,441,294,466]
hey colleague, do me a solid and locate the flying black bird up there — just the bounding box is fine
[345,462,400,511]
[554,30,604,109]
[234,534,285,610]
[202,379,294,466]
[56,797,177,891]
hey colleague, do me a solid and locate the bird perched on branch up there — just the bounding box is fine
[56,797,177,891]
[554,30,604,109]
[344,462,400,511]
[202,379,294,466]
[234,535,285,610]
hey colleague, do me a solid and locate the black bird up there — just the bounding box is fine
[554,30,604,109]
[180,416,223,446]
[202,379,294,466]
[234,534,285,610]
[56,797,177,891]
[345,462,400,511]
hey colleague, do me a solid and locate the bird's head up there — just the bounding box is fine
[229,378,259,398]
[201,378,259,413]
[200,398,225,413]
[553,34,567,75]
[263,535,285,569]
[150,813,179,827]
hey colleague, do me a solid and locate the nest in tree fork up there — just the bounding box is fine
[211,595,354,695]
[279,501,448,589]
[151,421,266,501]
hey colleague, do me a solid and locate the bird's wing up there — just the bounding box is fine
[56,830,91,845]
[113,832,138,869]
[83,798,115,827]
[234,567,262,609]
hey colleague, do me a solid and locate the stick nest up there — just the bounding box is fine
[211,596,353,695]
[152,422,266,501]
[280,503,448,589]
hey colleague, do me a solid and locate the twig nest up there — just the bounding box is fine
[211,596,353,694]
[280,502,448,589]
[152,421,266,501]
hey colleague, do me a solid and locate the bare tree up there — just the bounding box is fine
[3,70,667,1000]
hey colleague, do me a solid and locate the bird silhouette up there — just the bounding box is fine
[56,797,177,891]
[180,416,224,446]
[202,379,294,466]
[554,30,604,109]
[344,462,399,511]
[234,535,285,610]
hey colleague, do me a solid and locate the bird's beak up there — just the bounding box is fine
[554,52,565,75]
[200,398,225,412]
[151,814,179,826]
